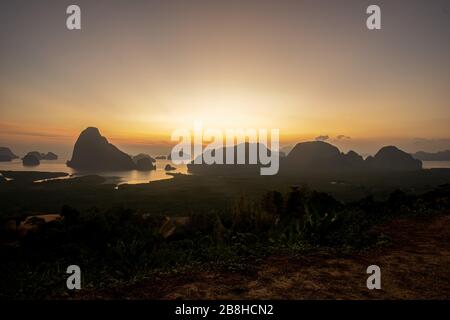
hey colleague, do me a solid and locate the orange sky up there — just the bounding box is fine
[0,0,449,157]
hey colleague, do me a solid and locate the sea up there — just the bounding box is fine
[1,160,450,185]
[0,158,188,185]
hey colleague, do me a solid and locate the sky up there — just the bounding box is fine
[0,0,449,158]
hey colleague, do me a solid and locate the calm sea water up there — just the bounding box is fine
[1,160,449,184]
[0,159,188,184]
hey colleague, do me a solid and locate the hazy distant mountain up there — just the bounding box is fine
[365,146,422,171]
[0,147,19,161]
[413,150,450,161]
[67,127,136,171]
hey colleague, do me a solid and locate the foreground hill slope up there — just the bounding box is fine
[77,214,450,299]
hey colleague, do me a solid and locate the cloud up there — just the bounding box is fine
[315,135,329,142]
[337,135,351,140]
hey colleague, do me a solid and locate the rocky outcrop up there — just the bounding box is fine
[22,154,40,166]
[0,155,12,162]
[0,147,19,162]
[43,152,58,160]
[136,158,156,171]
[165,164,176,171]
[133,154,156,171]
[26,151,43,160]
[24,151,58,161]
[67,127,136,171]
[133,154,156,163]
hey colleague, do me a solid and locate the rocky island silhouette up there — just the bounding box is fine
[67,127,137,171]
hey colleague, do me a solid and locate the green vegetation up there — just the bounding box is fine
[1,169,450,218]
[1,183,449,299]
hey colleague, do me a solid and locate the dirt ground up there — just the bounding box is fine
[80,214,450,299]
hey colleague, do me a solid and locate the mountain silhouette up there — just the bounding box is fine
[283,142,422,173]
[187,141,422,176]
[0,147,19,161]
[67,127,136,171]
[413,150,450,161]
[343,150,365,168]
[365,146,422,171]
[283,141,365,172]
[187,142,279,175]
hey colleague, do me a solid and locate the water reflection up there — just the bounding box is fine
[0,159,188,184]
